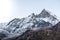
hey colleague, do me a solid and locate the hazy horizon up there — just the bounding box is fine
[0,0,60,23]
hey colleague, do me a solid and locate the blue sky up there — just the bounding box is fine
[0,0,60,22]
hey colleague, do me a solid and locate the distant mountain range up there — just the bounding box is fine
[0,9,60,40]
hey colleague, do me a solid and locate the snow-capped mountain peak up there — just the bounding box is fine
[5,9,59,34]
[0,9,59,40]
[39,9,50,17]
[28,13,35,18]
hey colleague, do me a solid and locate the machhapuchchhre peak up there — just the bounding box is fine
[0,9,60,40]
